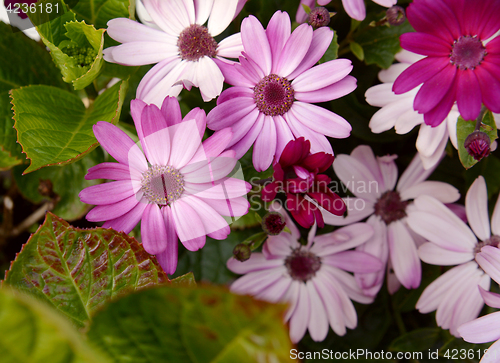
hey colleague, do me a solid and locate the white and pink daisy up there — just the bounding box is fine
[459,246,500,363]
[227,202,382,343]
[296,0,397,23]
[79,96,250,274]
[206,10,356,171]
[103,0,247,105]
[408,176,500,336]
[326,145,460,295]
[366,50,500,170]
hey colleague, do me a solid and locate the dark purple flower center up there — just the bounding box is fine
[262,212,286,235]
[374,190,408,225]
[308,7,330,28]
[254,74,294,116]
[141,165,184,205]
[450,35,486,70]
[474,235,500,255]
[464,130,491,161]
[177,24,218,61]
[285,249,321,282]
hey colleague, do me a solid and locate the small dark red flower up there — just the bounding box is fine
[261,137,346,228]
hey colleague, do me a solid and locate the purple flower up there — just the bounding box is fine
[103,0,247,105]
[206,11,356,171]
[459,246,500,363]
[296,0,397,23]
[408,176,500,336]
[327,145,460,295]
[393,0,500,126]
[79,97,250,274]
[227,202,382,343]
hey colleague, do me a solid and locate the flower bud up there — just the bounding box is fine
[308,7,330,28]
[386,6,406,26]
[233,243,252,262]
[262,212,286,236]
[464,131,491,161]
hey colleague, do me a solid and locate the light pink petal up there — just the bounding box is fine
[108,41,177,66]
[295,0,315,23]
[292,59,353,93]
[273,115,295,159]
[313,222,374,255]
[480,286,500,309]
[85,162,142,181]
[230,266,286,296]
[312,271,347,335]
[321,197,374,226]
[241,15,272,75]
[266,234,299,258]
[325,267,373,304]
[143,0,191,35]
[476,246,500,285]
[253,116,277,172]
[169,120,203,169]
[255,276,291,303]
[106,18,176,44]
[182,156,237,184]
[350,145,385,189]
[216,33,243,58]
[267,11,291,69]
[400,181,460,203]
[459,311,500,343]
[140,105,171,165]
[207,0,238,36]
[323,250,383,273]
[80,180,137,205]
[418,242,473,266]
[194,0,214,25]
[184,178,250,199]
[377,155,398,192]
[213,58,255,87]
[181,195,230,239]
[93,122,148,173]
[416,121,447,157]
[288,283,310,343]
[86,194,140,222]
[322,266,358,329]
[229,112,265,159]
[491,192,500,236]
[332,155,381,201]
[102,200,148,234]
[275,23,313,77]
[305,281,330,342]
[194,57,224,101]
[388,221,421,289]
[171,199,206,251]
[466,176,491,241]
[295,76,357,103]
[206,96,256,130]
[141,203,168,255]
[290,102,351,139]
[342,0,365,20]
[397,152,437,191]
[154,206,178,275]
[199,196,249,218]
[227,254,284,274]
[284,112,333,155]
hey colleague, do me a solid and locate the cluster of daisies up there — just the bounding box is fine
[79,0,500,349]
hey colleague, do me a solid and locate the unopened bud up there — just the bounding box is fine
[262,212,286,236]
[233,243,251,262]
[464,131,491,161]
[308,7,330,28]
[386,6,406,26]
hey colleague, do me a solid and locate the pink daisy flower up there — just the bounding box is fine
[366,50,500,170]
[326,145,459,295]
[103,0,247,106]
[393,0,500,126]
[296,0,397,23]
[206,11,356,171]
[459,246,500,363]
[79,97,250,274]
[408,176,500,336]
[227,202,382,343]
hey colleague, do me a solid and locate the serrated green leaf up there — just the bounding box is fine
[4,211,169,327]
[389,328,441,352]
[350,41,365,61]
[87,285,292,363]
[0,21,68,169]
[0,288,111,363]
[353,14,413,68]
[457,110,498,169]
[11,80,128,173]
[71,0,132,30]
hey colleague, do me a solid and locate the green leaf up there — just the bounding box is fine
[31,6,106,89]
[4,211,169,327]
[71,0,133,30]
[0,288,111,363]
[457,110,498,169]
[350,41,365,61]
[353,14,414,68]
[389,328,441,352]
[11,80,128,173]
[320,31,339,63]
[12,148,104,220]
[87,285,292,363]
[0,21,68,169]
[171,272,197,287]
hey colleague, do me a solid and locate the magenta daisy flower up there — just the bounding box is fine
[206,11,356,171]
[79,97,250,274]
[103,0,247,106]
[393,0,500,126]
[227,202,381,343]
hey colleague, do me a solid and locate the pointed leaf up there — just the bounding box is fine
[4,212,169,327]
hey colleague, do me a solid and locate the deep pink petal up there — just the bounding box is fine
[141,203,168,255]
[80,180,137,205]
[413,64,456,114]
[102,201,148,234]
[85,162,142,181]
[400,33,451,57]
[206,96,256,130]
[160,96,182,127]
[86,195,140,222]
[406,0,460,42]
[130,99,147,141]
[475,61,500,113]
[393,57,450,94]
[155,206,178,275]
[423,75,457,126]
